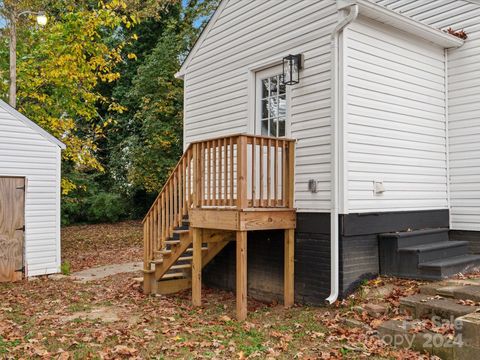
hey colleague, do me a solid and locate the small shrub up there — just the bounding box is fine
[61,261,71,275]
[86,192,128,223]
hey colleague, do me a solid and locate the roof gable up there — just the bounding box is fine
[0,100,66,149]
[176,0,229,78]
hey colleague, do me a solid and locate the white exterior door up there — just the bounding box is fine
[250,66,290,202]
[255,65,290,138]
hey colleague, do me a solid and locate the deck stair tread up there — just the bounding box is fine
[173,229,190,234]
[165,240,180,245]
[161,272,186,279]
[171,264,191,270]
[178,256,193,261]
[400,241,468,252]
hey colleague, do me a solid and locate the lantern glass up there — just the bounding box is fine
[282,54,301,85]
[36,12,48,26]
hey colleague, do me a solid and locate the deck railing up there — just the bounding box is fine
[143,134,296,270]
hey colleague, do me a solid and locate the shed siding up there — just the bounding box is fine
[183,0,338,212]
[0,108,61,276]
[344,17,448,213]
[374,0,480,230]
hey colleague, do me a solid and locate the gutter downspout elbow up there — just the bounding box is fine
[326,3,359,305]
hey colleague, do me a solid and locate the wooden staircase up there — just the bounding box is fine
[143,134,297,320]
[145,216,235,294]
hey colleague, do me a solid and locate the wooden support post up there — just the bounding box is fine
[192,228,202,307]
[236,230,247,321]
[284,228,294,308]
[237,136,248,209]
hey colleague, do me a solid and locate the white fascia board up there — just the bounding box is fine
[342,0,464,49]
[0,100,66,149]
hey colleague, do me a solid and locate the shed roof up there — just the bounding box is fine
[0,100,66,150]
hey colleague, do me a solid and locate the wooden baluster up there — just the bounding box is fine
[230,137,234,206]
[170,180,174,236]
[153,205,158,251]
[200,142,205,207]
[274,139,278,207]
[252,137,256,207]
[174,172,178,227]
[165,182,169,240]
[218,140,222,205]
[148,213,153,259]
[159,203,162,247]
[237,136,247,209]
[143,222,148,270]
[183,155,187,214]
[282,140,287,207]
[259,137,264,207]
[224,137,228,206]
[267,138,271,207]
[207,141,211,206]
[179,167,182,223]
[187,150,192,208]
[213,139,217,206]
[287,141,295,208]
[161,192,166,247]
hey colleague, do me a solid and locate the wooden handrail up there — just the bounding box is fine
[143,134,296,270]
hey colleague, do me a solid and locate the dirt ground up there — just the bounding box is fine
[0,221,437,359]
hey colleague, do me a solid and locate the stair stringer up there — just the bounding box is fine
[155,231,192,281]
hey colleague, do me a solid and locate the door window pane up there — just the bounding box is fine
[258,74,287,138]
[261,120,268,136]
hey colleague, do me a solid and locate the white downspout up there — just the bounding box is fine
[326,3,359,305]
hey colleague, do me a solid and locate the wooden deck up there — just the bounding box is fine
[143,134,296,320]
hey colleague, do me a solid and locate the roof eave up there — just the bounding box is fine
[0,100,66,150]
[349,0,464,48]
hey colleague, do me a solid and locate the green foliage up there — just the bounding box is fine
[0,337,20,355]
[60,261,71,276]
[0,0,218,223]
[85,192,128,223]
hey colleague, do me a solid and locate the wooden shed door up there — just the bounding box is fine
[0,177,25,282]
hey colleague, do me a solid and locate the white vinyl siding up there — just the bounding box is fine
[344,16,448,213]
[183,0,338,212]
[374,0,480,230]
[0,107,61,276]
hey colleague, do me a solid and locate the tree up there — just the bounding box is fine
[113,0,218,193]
[0,0,140,192]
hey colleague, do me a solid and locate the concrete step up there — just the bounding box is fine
[380,228,450,249]
[421,283,480,302]
[419,254,480,279]
[400,293,480,320]
[400,241,469,264]
[378,319,464,359]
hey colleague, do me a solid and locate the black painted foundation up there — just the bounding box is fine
[202,209,450,305]
[450,230,480,254]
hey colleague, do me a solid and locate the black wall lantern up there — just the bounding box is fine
[282,54,303,86]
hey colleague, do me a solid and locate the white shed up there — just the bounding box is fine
[0,100,65,281]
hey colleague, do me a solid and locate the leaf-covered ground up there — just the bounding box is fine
[61,221,143,271]
[0,221,438,359]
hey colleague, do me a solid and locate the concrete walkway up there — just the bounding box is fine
[71,261,143,283]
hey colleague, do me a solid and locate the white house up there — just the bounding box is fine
[0,100,65,281]
[142,0,480,306]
